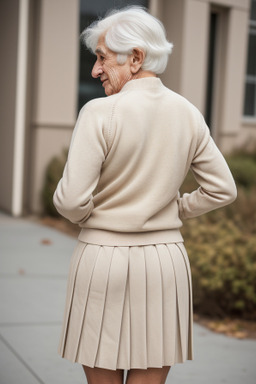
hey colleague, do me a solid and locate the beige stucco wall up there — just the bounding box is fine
[178,0,210,113]
[153,0,253,152]
[239,120,256,149]
[157,0,185,93]
[28,0,79,213]
[0,0,19,213]
[153,0,210,112]
[218,7,250,138]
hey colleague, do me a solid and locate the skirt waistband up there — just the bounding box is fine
[78,228,183,246]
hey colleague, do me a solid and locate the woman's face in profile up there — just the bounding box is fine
[91,35,133,96]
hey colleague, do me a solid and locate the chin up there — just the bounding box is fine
[105,88,115,96]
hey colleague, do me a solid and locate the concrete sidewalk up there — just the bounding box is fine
[0,211,256,384]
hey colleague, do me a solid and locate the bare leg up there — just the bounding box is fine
[83,365,124,384]
[126,366,171,384]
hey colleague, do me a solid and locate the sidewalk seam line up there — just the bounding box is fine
[0,332,46,384]
[0,322,61,327]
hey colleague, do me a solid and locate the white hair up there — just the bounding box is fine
[81,6,173,74]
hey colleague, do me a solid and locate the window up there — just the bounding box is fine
[78,0,148,111]
[205,11,218,129]
[244,0,256,117]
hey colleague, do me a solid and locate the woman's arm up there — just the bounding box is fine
[178,116,237,220]
[53,104,107,225]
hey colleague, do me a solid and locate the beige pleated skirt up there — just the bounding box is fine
[58,241,193,370]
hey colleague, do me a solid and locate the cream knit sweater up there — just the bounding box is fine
[53,77,237,246]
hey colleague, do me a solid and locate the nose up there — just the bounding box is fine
[91,60,103,78]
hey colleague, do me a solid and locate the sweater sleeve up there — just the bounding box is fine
[178,115,237,220]
[53,104,107,225]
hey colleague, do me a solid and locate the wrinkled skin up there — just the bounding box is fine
[91,34,155,96]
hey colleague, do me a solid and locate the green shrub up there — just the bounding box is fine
[226,156,256,188]
[181,149,256,191]
[41,149,68,216]
[226,145,256,162]
[180,158,256,320]
[180,149,256,319]
[181,213,256,320]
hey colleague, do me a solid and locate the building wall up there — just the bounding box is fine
[0,0,19,213]
[160,0,209,114]
[218,4,250,151]
[24,0,255,213]
[1,0,255,215]
[27,0,79,213]
[157,0,185,93]
[154,0,252,151]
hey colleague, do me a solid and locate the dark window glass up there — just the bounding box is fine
[78,0,148,111]
[205,12,218,129]
[244,0,256,117]
[251,0,256,20]
[244,83,256,116]
[247,32,256,76]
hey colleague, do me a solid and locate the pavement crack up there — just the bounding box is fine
[0,332,46,384]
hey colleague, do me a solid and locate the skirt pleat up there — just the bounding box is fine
[129,246,148,368]
[116,252,131,369]
[94,247,129,369]
[76,246,114,366]
[58,241,87,356]
[61,244,100,360]
[144,246,163,367]
[167,244,189,362]
[58,241,193,370]
[157,244,178,364]
[176,243,194,360]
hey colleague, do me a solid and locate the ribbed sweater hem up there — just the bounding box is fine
[78,228,184,246]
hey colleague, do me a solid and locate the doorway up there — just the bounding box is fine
[205,11,218,129]
[205,6,228,140]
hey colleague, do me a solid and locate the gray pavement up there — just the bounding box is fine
[0,211,256,384]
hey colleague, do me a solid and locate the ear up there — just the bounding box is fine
[130,48,145,74]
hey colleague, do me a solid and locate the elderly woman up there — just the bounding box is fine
[53,6,237,384]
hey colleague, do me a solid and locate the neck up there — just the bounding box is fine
[132,70,157,80]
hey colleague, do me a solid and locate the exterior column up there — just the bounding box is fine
[158,0,209,114]
[180,0,210,113]
[0,0,27,215]
[12,0,30,216]
[29,0,79,213]
[218,7,249,150]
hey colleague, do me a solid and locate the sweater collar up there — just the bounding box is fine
[120,77,163,93]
